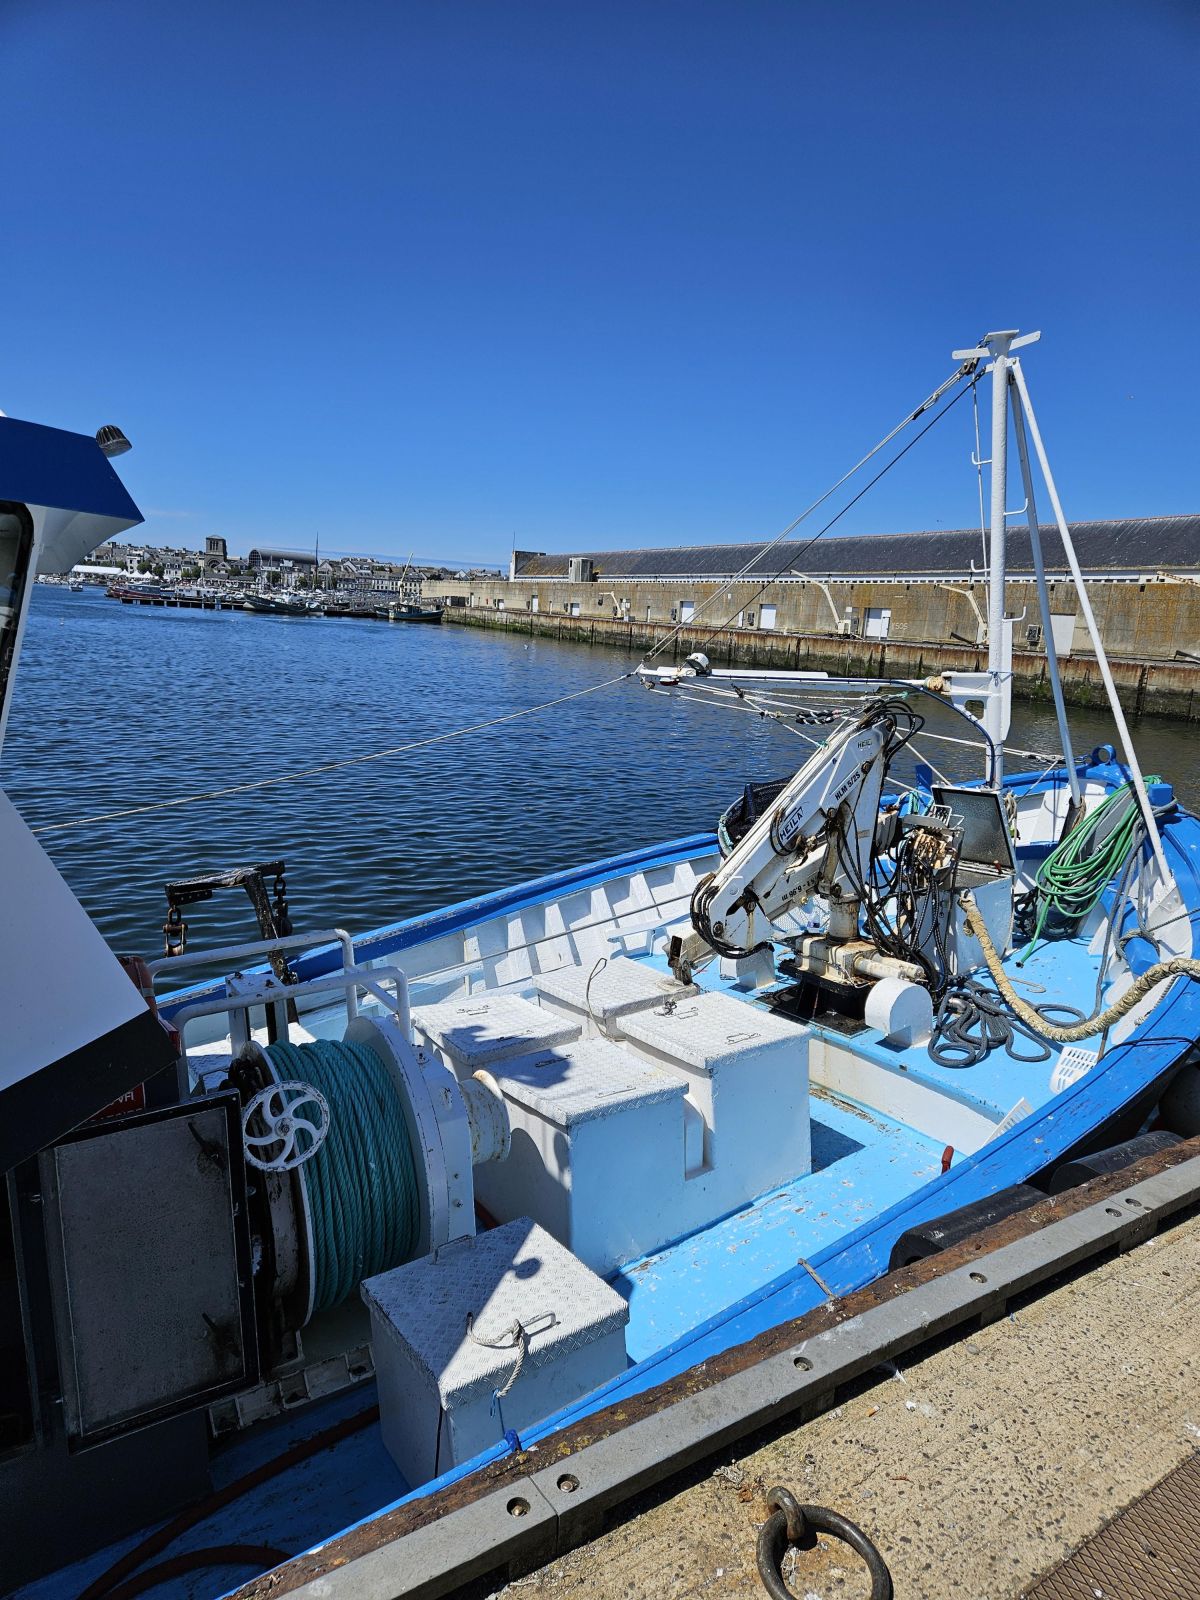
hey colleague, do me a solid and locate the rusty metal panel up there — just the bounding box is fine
[1026,1451,1200,1600]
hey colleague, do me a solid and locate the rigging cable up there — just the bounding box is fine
[31,670,634,836]
[649,379,979,665]
[642,360,980,664]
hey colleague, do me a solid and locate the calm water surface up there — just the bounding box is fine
[5,587,1198,957]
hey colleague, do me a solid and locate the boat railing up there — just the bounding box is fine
[147,926,411,1065]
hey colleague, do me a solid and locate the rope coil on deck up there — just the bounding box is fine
[260,1038,421,1315]
[1018,778,1161,959]
[960,893,1200,1046]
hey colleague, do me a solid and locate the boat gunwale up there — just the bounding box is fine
[153,753,1200,1550]
[154,745,1137,1021]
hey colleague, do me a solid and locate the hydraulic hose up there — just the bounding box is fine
[1020,779,1157,957]
[76,1406,379,1600]
[960,891,1200,1045]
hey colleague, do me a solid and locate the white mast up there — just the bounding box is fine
[951,330,1041,787]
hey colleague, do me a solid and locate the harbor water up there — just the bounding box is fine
[7,586,1200,959]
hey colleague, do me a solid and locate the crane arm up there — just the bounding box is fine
[688,709,891,962]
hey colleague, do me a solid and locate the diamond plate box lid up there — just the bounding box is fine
[490,1037,685,1127]
[535,956,696,1022]
[619,989,807,1070]
[412,993,579,1067]
[362,1219,629,1412]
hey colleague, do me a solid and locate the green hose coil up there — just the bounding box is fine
[1022,778,1158,959]
[262,1038,421,1316]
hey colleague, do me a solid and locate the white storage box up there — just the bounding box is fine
[616,990,811,1221]
[412,992,580,1075]
[362,1219,628,1487]
[534,956,696,1036]
[472,1038,691,1274]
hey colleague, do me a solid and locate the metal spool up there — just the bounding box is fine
[233,1017,503,1330]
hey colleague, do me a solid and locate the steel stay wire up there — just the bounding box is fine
[40,370,981,838]
[29,670,635,835]
[643,367,979,665]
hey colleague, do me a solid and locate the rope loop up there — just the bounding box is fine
[466,1312,529,1401]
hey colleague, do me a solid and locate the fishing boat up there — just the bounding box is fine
[242,593,316,618]
[387,599,442,623]
[3,332,1200,1600]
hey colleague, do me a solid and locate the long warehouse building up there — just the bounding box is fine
[428,515,1200,664]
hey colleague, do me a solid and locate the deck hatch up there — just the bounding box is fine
[39,1095,256,1445]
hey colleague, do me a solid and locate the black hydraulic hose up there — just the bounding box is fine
[77,1405,379,1600]
[97,1547,293,1600]
[929,979,1086,1069]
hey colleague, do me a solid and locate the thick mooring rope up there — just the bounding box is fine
[262,1038,421,1315]
[960,892,1200,1046]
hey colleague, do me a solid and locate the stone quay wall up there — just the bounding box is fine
[436,601,1200,722]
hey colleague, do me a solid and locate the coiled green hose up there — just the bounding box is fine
[1021,779,1157,959]
[262,1038,421,1316]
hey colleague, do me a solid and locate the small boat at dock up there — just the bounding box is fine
[387,599,443,623]
[5,332,1200,1599]
[243,592,318,617]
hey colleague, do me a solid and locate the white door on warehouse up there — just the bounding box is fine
[759,604,777,630]
[679,600,696,623]
[864,606,891,639]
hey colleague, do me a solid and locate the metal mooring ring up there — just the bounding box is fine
[756,1485,893,1600]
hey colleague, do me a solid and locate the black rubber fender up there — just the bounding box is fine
[888,1183,1043,1271]
[1046,1129,1181,1196]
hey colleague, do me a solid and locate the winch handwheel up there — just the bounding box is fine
[242,1080,331,1172]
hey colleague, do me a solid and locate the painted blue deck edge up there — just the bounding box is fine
[159,831,717,1019]
[286,756,1200,1559]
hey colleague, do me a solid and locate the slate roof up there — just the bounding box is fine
[514,516,1200,581]
[246,546,318,565]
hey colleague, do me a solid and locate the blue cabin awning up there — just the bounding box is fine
[0,416,143,525]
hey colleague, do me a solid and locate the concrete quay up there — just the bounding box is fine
[500,1204,1200,1600]
[441,604,1200,721]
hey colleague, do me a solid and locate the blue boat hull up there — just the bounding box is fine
[155,751,1200,1524]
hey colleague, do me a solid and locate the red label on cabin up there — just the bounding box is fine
[89,1084,147,1123]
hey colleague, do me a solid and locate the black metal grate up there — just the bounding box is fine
[1025,1451,1200,1600]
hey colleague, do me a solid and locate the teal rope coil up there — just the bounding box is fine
[1021,778,1158,960]
[262,1039,421,1316]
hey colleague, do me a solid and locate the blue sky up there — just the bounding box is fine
[3,1,1196,565]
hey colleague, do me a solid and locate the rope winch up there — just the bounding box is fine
[255,1039,422,1317]
[236,1017,510,1329]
